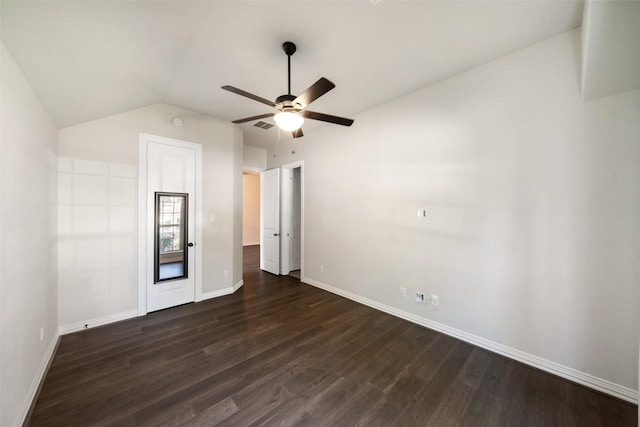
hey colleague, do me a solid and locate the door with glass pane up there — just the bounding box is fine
[146,141,196,312]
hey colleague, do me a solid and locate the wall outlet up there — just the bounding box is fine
[224,270,229,278]
[431,295,439,306]
[40,327,44,341]
[400,287,406,296]
[416,208,427,219]
[415,292,425,303]
[320,265,324,273]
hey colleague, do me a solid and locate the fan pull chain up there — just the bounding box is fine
[273,127,282,158]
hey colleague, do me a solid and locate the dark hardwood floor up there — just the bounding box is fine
[29,245,637,426]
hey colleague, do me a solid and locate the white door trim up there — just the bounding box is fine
[137,133,203,316]
[280,167,292,275]
[281,160,304,279]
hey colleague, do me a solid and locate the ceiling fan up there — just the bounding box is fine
[221,41,354,138]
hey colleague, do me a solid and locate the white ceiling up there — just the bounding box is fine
[1,1,584,149]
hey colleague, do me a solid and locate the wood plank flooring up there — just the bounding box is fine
[29,245,637,426]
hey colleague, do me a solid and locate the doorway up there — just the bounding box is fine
[138,134,203,315]
[282,165,302,278]
[242,172,260,247]
[259,161,303,278]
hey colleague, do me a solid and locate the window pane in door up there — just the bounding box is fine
[154,192,188,283]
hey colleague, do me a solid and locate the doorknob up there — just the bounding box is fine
[187,242,194,247]
[273,233,280,237]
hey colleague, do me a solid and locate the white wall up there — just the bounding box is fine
[243,145,267,173]
[57,103,242,329]
[242,173,260,246]
[1,43,59,427]
[269,30,640,398]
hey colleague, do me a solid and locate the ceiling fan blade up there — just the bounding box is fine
[221,86,276,107]
[231,113,275,124]
[293,78,335,108]
[292,128,304,138]
[301,110,354,127]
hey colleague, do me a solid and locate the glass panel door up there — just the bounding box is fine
[154,192,188,283]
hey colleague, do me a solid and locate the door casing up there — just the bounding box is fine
[280,161,304,276]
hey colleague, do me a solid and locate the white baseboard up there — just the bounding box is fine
[233,279,244,292]
[58,280,244,335]
[15,333,59,427]
[302,276,639,405]
[58,280,246,335]
[58,309,138,335]
[201,279,244,301]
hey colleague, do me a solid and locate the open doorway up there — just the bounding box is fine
[280,161,303,278]
[242,172,260,247]
[258,161,304,278]
[242,172,261,279]
[288,167,301,278]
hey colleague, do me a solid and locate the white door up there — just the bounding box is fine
[260,168,280,275]
[146,141,196,312]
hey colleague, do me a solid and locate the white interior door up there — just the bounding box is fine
[146,141,196,312]
[260,168,280,275]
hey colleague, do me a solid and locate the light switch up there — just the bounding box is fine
[209,213,216,222]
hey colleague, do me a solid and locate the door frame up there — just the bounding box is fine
[280,160,304,278]
[137,133,203,316]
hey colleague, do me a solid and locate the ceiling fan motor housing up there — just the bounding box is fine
[275,94,301,111]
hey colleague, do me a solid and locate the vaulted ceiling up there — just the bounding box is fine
[4,0,630,150]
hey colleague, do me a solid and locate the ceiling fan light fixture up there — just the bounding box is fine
[222,41,353,136]
[274,111,304,131]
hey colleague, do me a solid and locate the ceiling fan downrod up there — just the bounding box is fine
[283,41,296,96]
